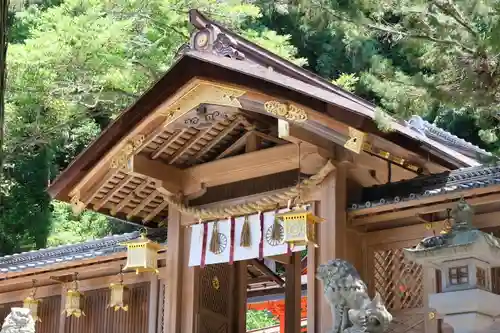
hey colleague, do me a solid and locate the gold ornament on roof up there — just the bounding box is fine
[110,135,145,170]
[108,266,130,312]
[344,127,366,154]
[63,273,84,318]
[23,280,41,322]
[122,231,162,274]
[264,101,307,122]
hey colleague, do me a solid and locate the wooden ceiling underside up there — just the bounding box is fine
[79,102,289,225]
[66,79,440,228]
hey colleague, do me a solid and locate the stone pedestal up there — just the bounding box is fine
[430,289,500,333]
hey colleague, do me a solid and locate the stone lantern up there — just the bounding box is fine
[404,198,500,333]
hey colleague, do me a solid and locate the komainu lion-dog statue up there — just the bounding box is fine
[317,259,393,333]
[0,308,35,333]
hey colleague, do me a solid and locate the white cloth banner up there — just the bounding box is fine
[188,210,306,267]
[232,215,261,262]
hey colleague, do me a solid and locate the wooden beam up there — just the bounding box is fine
[365,210,500,246]
[0,264,155,302]
[132,155,184,195]
[184,144,325,193]
[278,119,335,154]
[133,144,327,197]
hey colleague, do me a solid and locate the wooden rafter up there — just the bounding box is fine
[143,198,168,223]
[168,127,210,164]
[79,168,117,207]
[137,121,170,153]
[127,189,160,219]
[194,116,243,160]
[216,130,254,160]
[93,174,133,210]
[111,178,155,215]
[151,129,185,160]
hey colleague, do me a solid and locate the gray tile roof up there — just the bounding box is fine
[349,163,500,211]
[0,231,148,274]
[406,116,491,160]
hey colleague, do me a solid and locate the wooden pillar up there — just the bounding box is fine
[423,267,438,333]
[285,252,302,333]
[148,277,159,333]
[164,206,199,333]
[308,162,352,333]
[181,226,199,333]
[164,206,183,333]
[58,286,66,333]
[231,261,248,333]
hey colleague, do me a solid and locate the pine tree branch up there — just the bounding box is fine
[432,0,479,38]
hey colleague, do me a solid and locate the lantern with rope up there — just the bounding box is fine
[108,265,130,312]
[122,230,162,274]
[23,280,41,322]
[277,142,324,248]
[64,273,84,318]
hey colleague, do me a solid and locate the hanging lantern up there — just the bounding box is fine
[108,283,129,312]
[276,206,324,248]
[64,274,84,318]
[23,280,41,322]
[108,266,129,311]
[122,232,161,274]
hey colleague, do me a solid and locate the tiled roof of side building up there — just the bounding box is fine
[0,228,168,274]
[406,116,491,160]
[349,163,500,211]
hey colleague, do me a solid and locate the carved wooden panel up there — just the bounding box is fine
[38,296,61,333]
[65,282,149,333]
[199,264,234,333]
[373,247,423,310]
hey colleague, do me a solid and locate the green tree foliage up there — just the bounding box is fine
[258,0,500,152]
[1,0,305,254]
[246,310,279,331]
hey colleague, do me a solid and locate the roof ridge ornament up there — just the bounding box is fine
[175,23,246,60]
